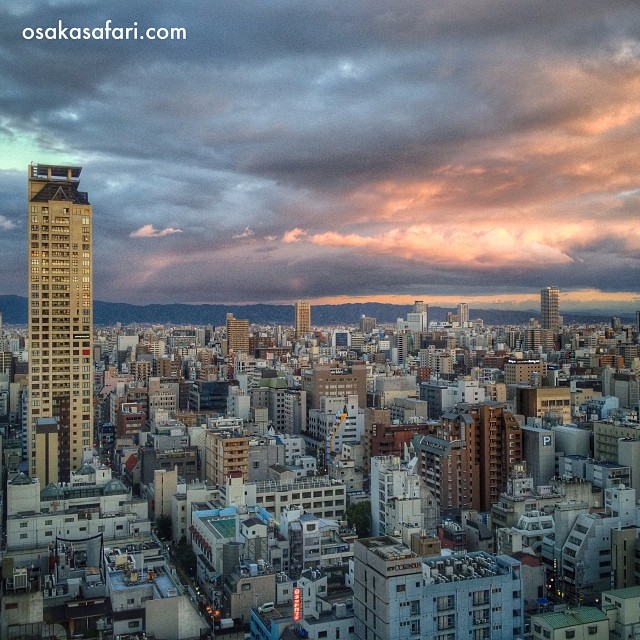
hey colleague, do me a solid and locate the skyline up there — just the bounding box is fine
[1,1,640,311]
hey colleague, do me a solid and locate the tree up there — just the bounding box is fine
[156,515,173,540]
[345,501,371,538]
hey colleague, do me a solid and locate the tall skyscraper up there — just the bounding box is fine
[540,286,560,330]
[294,301,311,337]
[225,313,250,354]
[457,302,469,326]
[28,164,93,484]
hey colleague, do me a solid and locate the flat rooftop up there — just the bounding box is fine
[359,536,416,560]
[108,566,179,598]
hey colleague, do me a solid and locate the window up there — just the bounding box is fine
[396,584,406,592]
[587,628,598,636]
[565,631,575,639]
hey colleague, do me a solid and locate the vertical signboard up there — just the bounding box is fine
[293,586,303,622]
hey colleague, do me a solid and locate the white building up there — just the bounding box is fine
[6,462,150,552]
[353,538,524,640]
[308,394,364,456]
[370,455,439,537]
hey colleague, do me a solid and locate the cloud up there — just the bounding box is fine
[130,224,183,238]
[1,1,639,305]
[282,225,576,269]
[232,226,255,239]
[0,215,17,231]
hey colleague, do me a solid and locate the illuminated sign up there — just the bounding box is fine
[543,435,552,447]
[293,587,303,622]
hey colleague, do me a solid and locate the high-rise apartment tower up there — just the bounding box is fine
[540,286,560,330]
[27,164,93,484]
[294,301,311,337]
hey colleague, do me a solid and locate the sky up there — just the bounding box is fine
[1,1,639,313]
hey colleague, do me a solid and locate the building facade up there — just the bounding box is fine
[353,537,524,640]
[294,302,311,337]
[28,164,93,484]
[541,286,560,330]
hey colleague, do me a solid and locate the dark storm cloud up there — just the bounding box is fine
[1,0,639,305]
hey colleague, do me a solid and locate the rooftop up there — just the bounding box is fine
[604,585,640,600]
[534,607,607,629]
[359,536,416,560]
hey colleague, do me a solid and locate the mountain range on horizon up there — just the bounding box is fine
[0,295,633,327]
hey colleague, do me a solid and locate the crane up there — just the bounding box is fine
[325,409,348,467]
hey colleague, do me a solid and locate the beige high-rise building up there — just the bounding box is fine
[27,164,93,484]
[225,313,250,354]
[294,301,311,337]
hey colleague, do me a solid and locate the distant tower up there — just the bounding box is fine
[294,301,311,338]
[457,303,469,327]
[540,287,560,330]
[225,313,250,354]
[28,164,93,484]
[411,300,428,331]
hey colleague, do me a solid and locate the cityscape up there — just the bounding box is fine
[0,163,639,640]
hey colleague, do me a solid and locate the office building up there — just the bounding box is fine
[302,364,367,409]
[225,313,250,354]
[27,164,93,484]
[294,301,311,337]
[515,386,571,424]
[540,286,560,330]
[359,315,377,333]
[504,357,546,387]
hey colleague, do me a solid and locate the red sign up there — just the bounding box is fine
[292,587,303,622]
